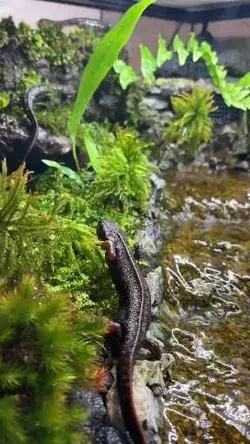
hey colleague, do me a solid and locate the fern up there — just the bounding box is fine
[164,87,216,155]
[115,33,250,111]
[0,276,105,443]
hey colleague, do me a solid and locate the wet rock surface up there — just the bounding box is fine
[161,170,250,442]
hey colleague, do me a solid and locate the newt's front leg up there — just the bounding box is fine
[103,320,122,363]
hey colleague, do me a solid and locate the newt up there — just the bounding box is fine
[97,220,159,444]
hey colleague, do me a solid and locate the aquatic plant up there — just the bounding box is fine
[164,88,216,155]
[0,275,104,444]
[69,0,156,168]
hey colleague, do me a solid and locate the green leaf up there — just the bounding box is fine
[113,59,138,89]
[42,160,82,185]
[0,92,10,109]
[82,128,101,173]
[236,72,250,88]
[156,35,172,67]
[173,35,189,65]
[140,44,157,85]
[187,33,202,62]
[68,0,156,168]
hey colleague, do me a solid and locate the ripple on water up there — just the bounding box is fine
[162,171,250,443]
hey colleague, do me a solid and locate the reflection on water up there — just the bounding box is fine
[162,171,250,443]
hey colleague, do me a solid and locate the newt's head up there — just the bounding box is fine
[97,220,122,262]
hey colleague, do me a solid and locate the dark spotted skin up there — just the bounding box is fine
[97,220,152,444]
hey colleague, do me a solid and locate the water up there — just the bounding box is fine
[161,170,250,443]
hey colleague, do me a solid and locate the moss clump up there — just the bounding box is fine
[31,126,154,310]
[0,18,101,69]
[0,275,104,444]
[94,128,154,210]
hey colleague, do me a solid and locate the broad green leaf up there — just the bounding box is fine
[69,0,156,168]
[156,35,172,67]
[173,35,189,65]
[140,44,157,85]
[113,59,138,89]
[82,128,101,173]
[42,159,82,185]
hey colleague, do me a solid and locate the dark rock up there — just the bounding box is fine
[0,122,72,172]
[73,388,129,444]
[234,160,249,172]
[218,38,250,77]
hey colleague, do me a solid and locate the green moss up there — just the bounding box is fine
[0,275,104,444]
[16,21,101,68]
[36,104,73,137]
[30,126,153,312]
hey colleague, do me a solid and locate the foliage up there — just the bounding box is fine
[140,44,158,86]
[0,91,10,109]
[0,161,104,309]
[0,161,54,279]
[69,0,156,168]
[114,33,250,111]
[164,88,216,155]
[16,21,100,68]
[0,275,104,444]
[0,29,8,48]
[113,59,138,89]
[93,128,154,210]
[42,160,83,186]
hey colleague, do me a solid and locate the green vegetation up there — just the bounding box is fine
[0,275,104,444]
[94,128,154,210]
[69,0,156,167]
[0,17,101,68]
[164,88,216,155]
[0,2,157,440]
[114,33,250,110]
[0,91,10,109]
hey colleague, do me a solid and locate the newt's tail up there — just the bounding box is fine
[116,351,146,444]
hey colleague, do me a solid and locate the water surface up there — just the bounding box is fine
[161,170,250,443]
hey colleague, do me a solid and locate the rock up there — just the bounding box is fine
[134,229,157,261]
[218,38,250,77]
[0,122,72,172]
[141,96,169,111]
[106,353,175,444]
[146,266,164,318]
[155,77,196,97]
[73,388,129,444]
[158,148,177,172]
[234,160,249,172]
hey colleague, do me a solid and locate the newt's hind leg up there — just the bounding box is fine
[140,337,162,361]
